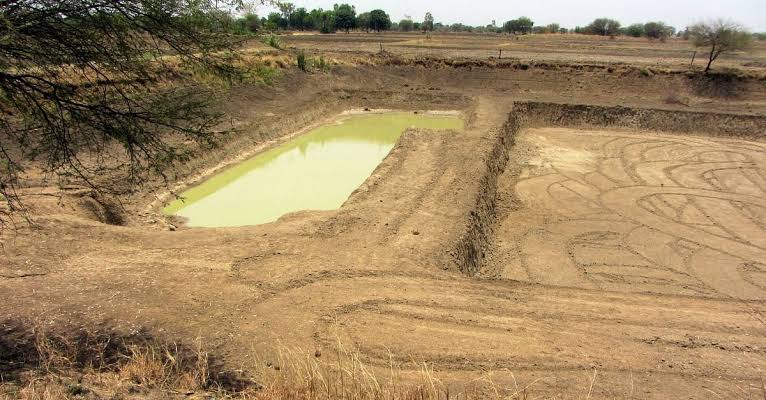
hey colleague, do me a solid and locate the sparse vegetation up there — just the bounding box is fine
[313,56,330,71]
[0,321,254,399]
[297,51,307,72]
[689,19,752,73]
[644,21,675,40]
[263,33,282,49]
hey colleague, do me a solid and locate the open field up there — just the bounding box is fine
[2,33,766,399]
[276,32,766,72]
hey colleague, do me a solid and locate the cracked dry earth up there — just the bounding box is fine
[2,98,766,399]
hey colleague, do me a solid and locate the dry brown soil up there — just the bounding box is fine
[2,34,766,398]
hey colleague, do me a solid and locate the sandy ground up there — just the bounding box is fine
[490,128,766,300]
[2,37,766,398]
[278,32,766,73]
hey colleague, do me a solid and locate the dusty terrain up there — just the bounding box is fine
[2,33,766,398]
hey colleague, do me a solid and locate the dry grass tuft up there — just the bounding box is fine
[664,84,691,106]
[0,320,254,399]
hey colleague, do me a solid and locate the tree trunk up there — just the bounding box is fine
[704,44,716,73]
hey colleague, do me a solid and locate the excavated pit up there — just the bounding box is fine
[457,102,766,302]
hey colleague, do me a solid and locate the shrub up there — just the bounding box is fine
[297,51,307,71]
[313,56,330,71]
[586,18,621,36]
[689,20,752,73]
[644,22,675,40]
[263,34,282,49]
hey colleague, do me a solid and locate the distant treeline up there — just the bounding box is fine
[218,3,765,40]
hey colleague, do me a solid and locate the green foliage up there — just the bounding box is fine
[644,21,675,40]
[290,7,309,30]
[503,17,534,35]
[0,0,267,222]
[586,18,621,36]
[265,12,286,31]
[297,50,307,71]
[624,23,645,38]
[546,23,561,34]
[368,9,392,32]
[313,56,330,71]
[263,34,282,49]
[233,13,260,34]
[423,12,434,32]
[334,4,356,33]
[356,12,371,32]
[399,18,414,32]
[316,10,336,33]
[755,32,766,40]
[250,65,280,84]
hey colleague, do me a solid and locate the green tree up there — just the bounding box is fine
[546,23,561,34]
[587,18,621,36]
[503,17,534,35]
[356,12,371,32]
[334,4,356,33]
[399,18,414,32]
[278,2,295,28]
[265,12,285,31]
[644,22,675,40]
[234,13,260,34]
[368,9,391,32]
[689,20,752,73]
[290,7,309,30]
[624,23,645,37]
[423,12,434,32]
[0,0,273,224]
[316,9,336,33]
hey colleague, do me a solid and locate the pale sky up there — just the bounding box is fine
[258,0,766,31]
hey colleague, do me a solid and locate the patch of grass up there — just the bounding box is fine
[246,64,280,85]
[297,50,307,72]
[0,320,254,399]
[639,67,653,77]
[262,34,282,50]
[313,56,331,72]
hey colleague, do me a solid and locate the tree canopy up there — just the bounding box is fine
[503,17,534,35]
[689,20,752,72]
[334,4,356,33]
[587,18,622,36]
[367,9,391,32]
[0,0,274,222]
[423,12,434,32]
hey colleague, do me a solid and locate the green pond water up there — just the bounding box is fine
[164,112,463,227]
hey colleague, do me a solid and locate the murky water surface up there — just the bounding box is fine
[164,112,463,227]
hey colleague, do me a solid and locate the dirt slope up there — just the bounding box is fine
[2,58,766,398]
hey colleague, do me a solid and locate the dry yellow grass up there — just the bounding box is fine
[0,323,550,399]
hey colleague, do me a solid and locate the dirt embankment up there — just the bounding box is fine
[450,113,519,275]
[513,101,766,137]
[452,101,766,278]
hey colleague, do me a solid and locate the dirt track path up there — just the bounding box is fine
[2,97,766,398]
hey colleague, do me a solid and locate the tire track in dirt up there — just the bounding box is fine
[492,127,766,300]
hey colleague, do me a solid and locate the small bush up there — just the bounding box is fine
[245,64,280,84]
[263,34,282,49]
[664,84,690,106]
[639,67,653,77]
[313,56,330,71]
[297,51,307,72]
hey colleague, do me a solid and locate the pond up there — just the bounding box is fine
[163,111,463,227]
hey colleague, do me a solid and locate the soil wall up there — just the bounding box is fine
[450,101,766,276]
